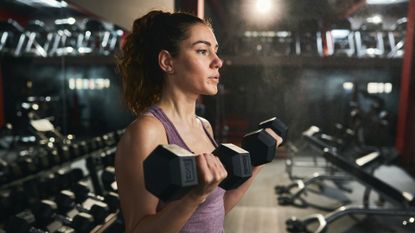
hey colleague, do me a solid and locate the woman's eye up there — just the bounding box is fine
[197,49,208,55]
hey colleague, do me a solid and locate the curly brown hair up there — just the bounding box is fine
[116,10,210,115]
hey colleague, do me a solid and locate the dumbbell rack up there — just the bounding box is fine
[0,129,124,232]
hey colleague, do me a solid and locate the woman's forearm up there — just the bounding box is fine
[223,165,263,214]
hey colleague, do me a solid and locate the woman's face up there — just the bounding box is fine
[170,23,223,96]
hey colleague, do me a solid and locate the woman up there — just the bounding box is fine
[115,10,282,233]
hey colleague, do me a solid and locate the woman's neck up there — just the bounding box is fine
[158,88,199,126]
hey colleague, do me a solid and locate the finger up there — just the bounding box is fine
[198,153,214,183]
[208,156,227,181]
[205,153,219,170]
[265,128,283,146]
[196,154,212,181]
[213,156,227,178]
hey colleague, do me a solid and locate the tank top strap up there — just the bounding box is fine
[146,106,193,152]
[146,106,218,151]
[196,116,218,148]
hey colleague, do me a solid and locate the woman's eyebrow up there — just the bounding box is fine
[192,40,219,49]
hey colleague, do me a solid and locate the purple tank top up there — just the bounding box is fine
[147,106,226,233]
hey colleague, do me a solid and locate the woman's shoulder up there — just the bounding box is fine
[119,115,167,150]
[129,114,165,138]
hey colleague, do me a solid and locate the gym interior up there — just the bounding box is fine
[0,0,415,232]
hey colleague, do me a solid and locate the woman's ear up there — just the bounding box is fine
[158,50,174,74]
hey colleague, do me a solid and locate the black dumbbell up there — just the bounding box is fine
[67,168,85,185]
[258,116,288,144]
[71,181,111,223]
[114,128,125,142]
[16,150,38,176]
[68,143,82,158]
[144,144,199,202]
[103,192,120,213]
[100,148,116,167]
[42,145,62,166]
[52,168,84,192]
[102,132,116,147]
[30,148,51,170]
[101,166,117,192]
[0,158,11,185]
[144,143,252,202]
[33,198,93,233]
[0,191,13,222]
[212,143,252,190]
[32,199,57,228]
[241,117,288,166]
[89,136,104,151]
[55,189,108,227]
[241,129,277,166]
[5,209,46,233]
[77,140,90,155]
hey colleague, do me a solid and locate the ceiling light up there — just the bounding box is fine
[255,0,273,14]
[15,0,68,8]
[367,0,407,4]
[367,15,383,24]
[55,17,76,25]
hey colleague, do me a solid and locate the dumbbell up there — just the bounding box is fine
[71,181,117,216]
[0,158,11,185]
[241,117,288,166]
[258,117,288,144]
[65,185,119,215]
[102,132,116,147]
[5,209,46,233]
[15,150,38,176]
[77,140,91,155]
[56,189,109,226]
[101,166,117,192]
[144,143,252,202]
[89,136,104,151]
[0,191,13,222]
[37,168,84,197]
[32,198,94,233]
[100,148,116,167]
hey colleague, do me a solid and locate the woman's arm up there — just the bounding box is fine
[198,118,282,214]
[115,116,227,233]
[223,165,262,214]
[224,128,283,213]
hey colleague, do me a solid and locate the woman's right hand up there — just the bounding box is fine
[188,153,228,203]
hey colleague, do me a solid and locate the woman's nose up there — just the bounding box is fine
[212,54,223,69]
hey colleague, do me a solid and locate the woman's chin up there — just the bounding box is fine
[206,88,218,96]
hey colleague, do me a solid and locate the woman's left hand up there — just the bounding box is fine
[264,128,283,147]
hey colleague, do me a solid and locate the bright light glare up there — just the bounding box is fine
[69,78,111,90]
[256,0,272,14]
[343,82,354,91]
[243,0,281,25]
[331,30,350,38]
[367,15,383,24]
[367,0,407,4]
[55,17,76,25]
[367,82,393,94]
[16,0,68,8]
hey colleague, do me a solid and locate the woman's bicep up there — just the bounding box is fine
[115,117,166,231]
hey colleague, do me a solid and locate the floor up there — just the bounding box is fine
[224,153,415,233]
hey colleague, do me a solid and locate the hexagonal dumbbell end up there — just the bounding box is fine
[286,217,306,233]
[213,143,252,190]
[144,144,198,202]
[241,129,276,166]
[258,117,288,145]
